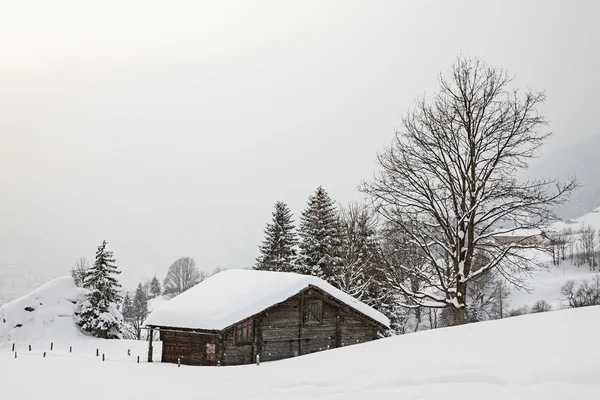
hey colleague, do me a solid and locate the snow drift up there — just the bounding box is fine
[0,276,86,346]
[1,305,599,399]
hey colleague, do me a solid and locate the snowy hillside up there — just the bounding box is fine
[0,277,86,345]
[507,250,599,311]
[1,306,598,399]
[554,206,600,232]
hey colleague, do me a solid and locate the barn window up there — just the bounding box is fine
[205,343,216,361]
[303,299,323,323]
[235,319,253,345]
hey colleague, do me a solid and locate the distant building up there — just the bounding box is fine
[144,269,389,366]
[492,228,546,245]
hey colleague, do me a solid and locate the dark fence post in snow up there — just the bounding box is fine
[14,352,17,359]
[70,346,72,353]
[127,349,130,356]
[11,343,15,352]
[96,349,99,357]
[102,354,105,362]
[43,352,46,358]
[28,345,31,351]
[50,342,53,351]
[137,356,140,364]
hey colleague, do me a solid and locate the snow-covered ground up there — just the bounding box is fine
[553,206,600,231]
[0,277,86,346]
[1,306,599,399]
[509,259,599,311]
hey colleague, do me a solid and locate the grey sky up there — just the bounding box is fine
[1,0,598,297]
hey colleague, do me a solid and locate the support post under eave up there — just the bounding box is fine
[148,327,154,363]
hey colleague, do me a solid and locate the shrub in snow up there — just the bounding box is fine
[506,305,530,318]
[560,275,600,308]
[530,300,553,313]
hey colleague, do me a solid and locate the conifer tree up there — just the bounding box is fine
[149,276,162,299]
[298,186,343,283]
[84,240,122,303]
[132,283,149,340]
[255,201,298,272]
[76,240,124,339]
[122,292,133,321]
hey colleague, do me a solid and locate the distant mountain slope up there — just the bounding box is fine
[0,264,59,307]
[527,134,600,219]
[553,207,600,232]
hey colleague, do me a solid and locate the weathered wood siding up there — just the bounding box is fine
[340,313,378,347]
[221,328,254,366]
[160,330,221,366]
[260,298,301,362]
[298,293,337,355]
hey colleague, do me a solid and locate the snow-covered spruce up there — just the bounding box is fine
[297,186,344,284]
[255,201,298,272]
[75,240,124,339]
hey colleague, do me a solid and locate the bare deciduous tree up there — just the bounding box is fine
[530,300,552,313]
[71,256,90,287]
[362,56,577,325]
[163,257,202,299]
[578,225,596,270]
[561,276,600,308]
[335,202,381,303]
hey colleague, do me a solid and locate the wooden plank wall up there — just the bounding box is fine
[160,330,221,366]
[260,298,301,362]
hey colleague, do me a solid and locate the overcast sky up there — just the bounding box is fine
[1,0,598,294]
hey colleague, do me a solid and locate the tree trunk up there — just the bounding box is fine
[453,307,466,325]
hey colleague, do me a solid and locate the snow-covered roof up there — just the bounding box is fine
[144,269,389,330]
[492,228,543,237]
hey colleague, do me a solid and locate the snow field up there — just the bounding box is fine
[1,306,599,400]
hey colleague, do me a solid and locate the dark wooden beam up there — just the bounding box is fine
[148,327,154,362]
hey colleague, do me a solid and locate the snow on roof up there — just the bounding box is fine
[492,228,543,237]
[144,269,389,330]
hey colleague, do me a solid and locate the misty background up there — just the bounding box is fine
[1,0,598,304]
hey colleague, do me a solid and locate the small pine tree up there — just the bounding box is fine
[298,186,343,284]
[84,240,122,303]
[122,292,133,321]
[76,240,124,339]
[149,276,162,299]
[255,201,298,272]
[132,283,149,340]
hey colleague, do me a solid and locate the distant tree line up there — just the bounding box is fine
[548,225,600,270]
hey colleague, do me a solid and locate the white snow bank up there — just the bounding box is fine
[553,206,600,231]
[145,269,389,329]
[0,276,86,345]
[2,306,599,399]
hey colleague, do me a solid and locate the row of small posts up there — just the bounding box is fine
[8,343,140,363]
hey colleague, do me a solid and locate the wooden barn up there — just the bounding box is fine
[144,269,389,366]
